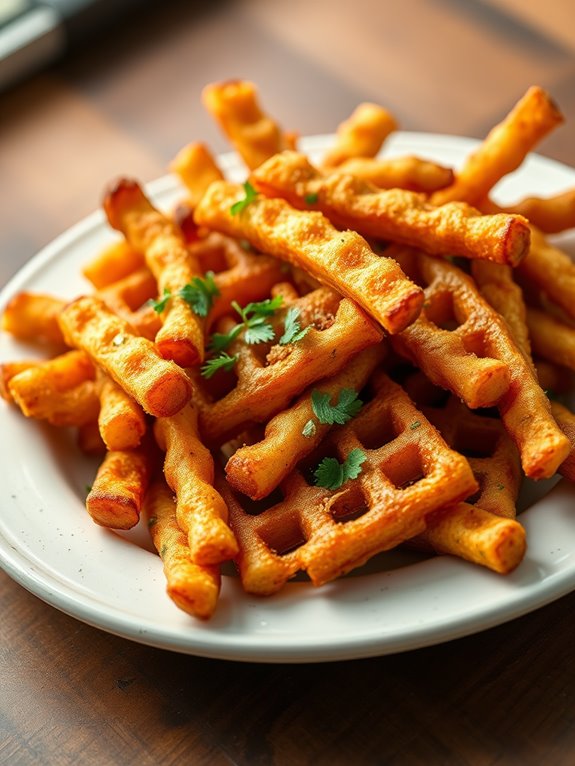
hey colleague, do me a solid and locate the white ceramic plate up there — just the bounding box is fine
[1,134,575,663]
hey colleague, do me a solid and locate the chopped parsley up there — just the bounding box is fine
[304,192,319,205]
[149,287,172,314]
[209,296,284,352]
[314,448,367,490]
[230,181,259,216]
[149,273,220,317]
[279,306,311,346]
[200,352,238,379]
[311,388,363,426]
[409,420,422,430]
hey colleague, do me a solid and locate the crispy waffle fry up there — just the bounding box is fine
[432,86,564,206]
[86,439,154,529]
[193,287,384,445]
[154,403,238,566]
[2,292,66,346]
[225,344,385,499]
[224,373,476,594]
[8,350,99,427]
[336,156,454,193]
[145,478,221,620]
[194,181,423,334]
[390,248,570,478]
[202,80,292,170]
[82,239,145,289]
[321,103,397,168]
[251,151,531,266]
[497,188,575,233]
[97,371,147,451]
[103,178,205,366]
[170,142,225,208]
[58,295,192,418]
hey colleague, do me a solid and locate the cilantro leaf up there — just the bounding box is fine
[304,192,319,205]
[237,295,284,320]
[311,388,363,426]
[230,181,259,216]
[208,296,283,352]
[279,306,311,345]
[148,287,172,314]
[314,448,367,490]
[178,272,220,317]
[200,353,238,378]
[243,316,276,345]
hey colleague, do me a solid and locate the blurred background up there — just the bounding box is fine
[0,0,574,282]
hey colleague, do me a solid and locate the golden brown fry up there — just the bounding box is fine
[321,102,397,168]
[7,350,100,427]
[170,142,225,208]
[82,239,145,289]
[497,188,575,233]
[225,344,385,499]
[432,86,564,206]
[202,79,290,170]
[86,440,154,529]
[534,359,573,395]
[103,178,205,366]
[145,478,220,620]
[194,180,423,334]
[551,401,575,481]
[97,267,160,341]
[526,307,575,370]
[336,155,454,193]
[154,403,238,566]
[97,371,147,451]
[0,360,40,402]
[58,296,192,418]
[2,292,66,346]
[77,420,106,455]
[251,152,530,266]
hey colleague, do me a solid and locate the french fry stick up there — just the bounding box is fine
[526,307,575,370]
[432,86,564,206]
[2,292,66,346]
[77,420,106,455]
[335,155,454,193]
[58,295,192,418]
[82,239,145,288]
[194,181,423,334]
[251,151,531,266]
[170,142,225,208]
[86,439,154,529]
[145,478,221,619]
[97,371,147,451]
[0,360,40,402]
[497,188,575,233]
[321,102,397,167]
[103,178,205,366]
[154,403,238,566]
[202,79,291,170]
[551,401,575,481]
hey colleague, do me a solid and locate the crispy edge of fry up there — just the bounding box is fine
[82,239,145,289]
[0,360,40,402]
[335,155,454,193]
[97,371,147,451]
[321,102,398,168]
[498,188,575,233]
[145,478,220,619]
[170,142,225,209]
[2,292,66,346]
[551,401,575,481]
[527,307,575,371]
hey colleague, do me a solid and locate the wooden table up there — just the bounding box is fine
[1,1,575,763]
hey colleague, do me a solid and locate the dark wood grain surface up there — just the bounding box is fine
[1,1,575,763]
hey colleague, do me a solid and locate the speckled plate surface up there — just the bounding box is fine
[1,134,575,663]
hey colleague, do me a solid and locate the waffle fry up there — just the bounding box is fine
[145,478,221,620]
[202,80,292,170]
[103,178,205,366]
[251,151,531,266]
[336,156,454,193]
[321,102,397,168]
[96,371,147,451]
[58,295,192,418]
[193,287,384,445]
[194,181,423,334]
[432,86,564,206]
[2,292,66,346]
[225,373,476,594]
[390,248,570,478]
[86,439,154,529]
[170,142,225,208]
[154,403,238,566]
[225,344,385,499]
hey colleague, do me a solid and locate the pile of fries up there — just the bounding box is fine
[3,81,575,620]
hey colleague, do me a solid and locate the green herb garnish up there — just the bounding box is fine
[279,306,311,346]
[230,181,259,216]
[149,287,172,313]
[304,192,319,205]
[409,420,422,430]
[314,448,367,490]
[178,272,220,317]
[209,296,284,352]
[311,388,363,426]
[200,352,238,378]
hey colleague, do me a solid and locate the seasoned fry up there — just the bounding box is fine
[432,86,564,206]
[58,296,192,418]
[194,180,423,334]
[225,344,385,499]
[251,152,531,266]
[97,267,160,341]
[551,401,575,481]
[497,188,575,233]
[170,142,225,208]
[202,80,291,170]
[526,307,575,370]
[82,239,145,289]
[103,178,205,366]
[321,102,397,168]
[336,155,454,193]
[77,420,106,455]
[2,292,66,346]
[154,403,238,566]
[145,478,221,620]
[0,360,40,402]
[86,440,154,529]
[97,371,147,451]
